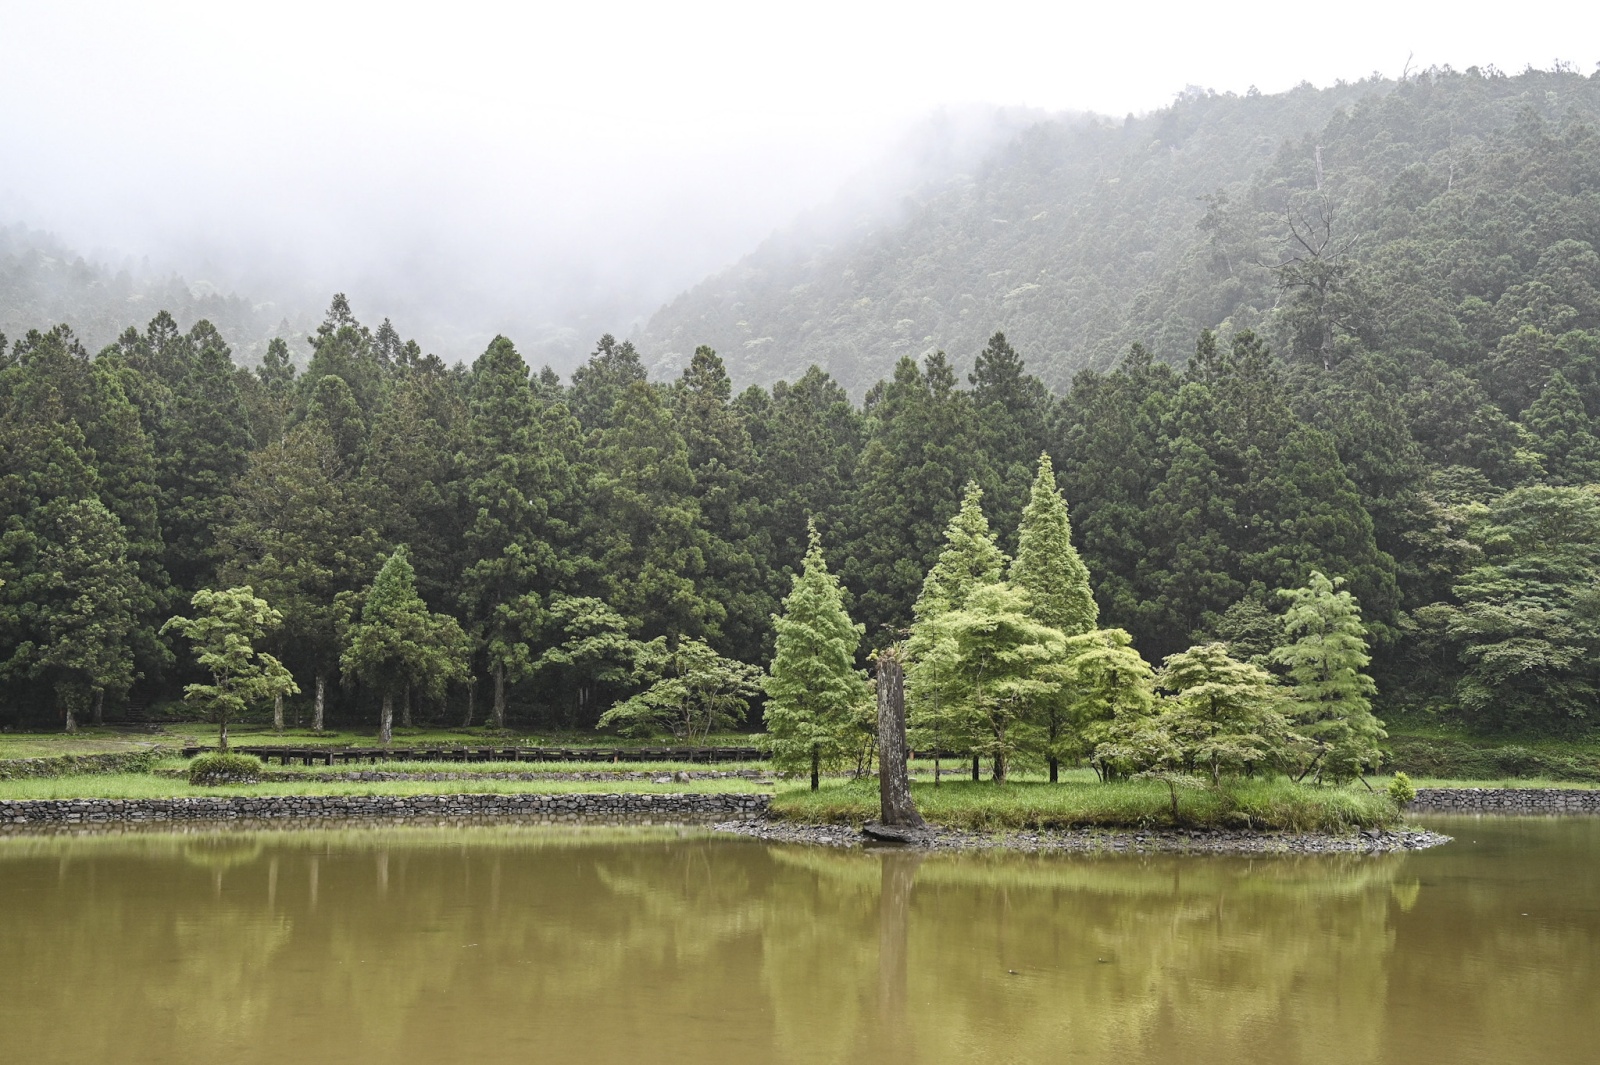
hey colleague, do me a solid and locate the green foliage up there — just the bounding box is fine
[162,586,299,749]
[1009,453,1097,635]
[1386,771,1416,806]
[597,638,763,744]
[187,752,264,786]
[1158,643,1293,784]
[1271,572,1385,781]
[341,548,470,742]
[761,523,868,777]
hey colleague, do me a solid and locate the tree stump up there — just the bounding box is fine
[875,647,925,829]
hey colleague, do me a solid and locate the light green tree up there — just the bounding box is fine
[598,637,763,744]
[1009,453,1098,635]
[1158,642,1291,784]
[921,583,1064,781]
[342,548,471,744]
[762,521,869,789]
[1054,627,1157,781]
[1271,571,1384,782]
[907,482,1008,775]
[162,586,298,750]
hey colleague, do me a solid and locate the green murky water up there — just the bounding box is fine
[1,816,1596,1064]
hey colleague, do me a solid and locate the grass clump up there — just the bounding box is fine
[187,753,265,786]
[772,777,1400,833]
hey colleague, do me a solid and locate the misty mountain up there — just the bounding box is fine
[0,225,312,363]
[639,66,1600,392]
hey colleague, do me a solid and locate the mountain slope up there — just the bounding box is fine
[640,67,1600,392]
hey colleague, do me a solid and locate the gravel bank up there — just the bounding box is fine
[713,818,1451,854]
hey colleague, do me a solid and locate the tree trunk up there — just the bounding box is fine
[402,683,413,728]
[993,753,1005,783]
[492,664,506,730]
[1049,755,1059,784]
[64,703,78,734]
[380,692,393,746]
[93,689,105,726]
[874,647,924,828]
[313,672,326,733]
[810,745,820,791]
[971,755,979,782]
[273,692,284,732]
[463,680,475,728]
[218,715,229,751]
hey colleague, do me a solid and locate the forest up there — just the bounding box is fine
[1,278,1597,746]
[5,66,1600,747]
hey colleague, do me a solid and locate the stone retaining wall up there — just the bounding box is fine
[1409,787,1600,813]
[0,749,165,780]
[0,792,770,826]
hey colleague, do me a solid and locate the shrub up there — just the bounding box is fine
[1387,771,1416,807]
[188,752,264,786]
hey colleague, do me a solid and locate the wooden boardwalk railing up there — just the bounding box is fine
[180,745,767,766]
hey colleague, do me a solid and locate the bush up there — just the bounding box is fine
[188,752,264,786]
[1387,772,1416,807]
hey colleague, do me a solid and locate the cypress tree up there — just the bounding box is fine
[1010,453,1097,636]
[1270,571,1384,782]
[762,521,868,789]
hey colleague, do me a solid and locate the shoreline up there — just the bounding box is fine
[714,819,1452,854]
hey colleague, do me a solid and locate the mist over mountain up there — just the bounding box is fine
[640,66,1600,393]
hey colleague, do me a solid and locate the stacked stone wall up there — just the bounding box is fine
[1409,788,1600,812]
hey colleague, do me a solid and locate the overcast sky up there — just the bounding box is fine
[2,0,1597,363]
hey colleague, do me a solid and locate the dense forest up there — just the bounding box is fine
[4,64,1600,741]
[643,66,1600,393]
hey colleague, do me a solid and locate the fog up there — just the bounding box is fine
[1,0,1592,368]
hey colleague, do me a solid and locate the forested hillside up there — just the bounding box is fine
[6,66,1600,741]
[641,66,1600,393]
[0,225,301,364]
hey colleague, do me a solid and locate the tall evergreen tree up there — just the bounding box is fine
[1009,453,1098,636]
[1270,572,1384,782]
[568,334,647,432]
[969,331,1051,549]
[763,522,869,789]
[342,548,470,744]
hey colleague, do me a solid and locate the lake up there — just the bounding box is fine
[1,816,1595,1064]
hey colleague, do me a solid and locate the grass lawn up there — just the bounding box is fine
[0,773,773,801]
[0,726,762,760]
[773,777,1401,832]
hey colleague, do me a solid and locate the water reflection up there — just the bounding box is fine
[0,819,1595,1064]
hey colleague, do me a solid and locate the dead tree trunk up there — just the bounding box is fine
[875,647,924,828]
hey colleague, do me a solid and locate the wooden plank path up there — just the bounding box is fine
[180,744,767,766]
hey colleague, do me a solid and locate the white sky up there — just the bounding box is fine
[1,0,1597,361]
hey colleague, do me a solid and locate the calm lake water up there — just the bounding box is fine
[1,816,1596,1065]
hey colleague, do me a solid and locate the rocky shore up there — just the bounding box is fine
[713,818,1452,854]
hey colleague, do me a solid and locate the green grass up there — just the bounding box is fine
[0,773,772,801]
[772,777,1401,832]
[0,727,762,760]
[146,756,769,776]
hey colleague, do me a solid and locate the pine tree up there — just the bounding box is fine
[1525,370,1600,485]
[1270,572,1384,782]
[457,336,563,728]
[969,331,1051,549]
[844,353,985,638]
[756,366,864,572]
[342,548,470,743]
[911,482,1008,625]
[1010,453,1097,636]
[568,334,648,432]
[762,522,869,788]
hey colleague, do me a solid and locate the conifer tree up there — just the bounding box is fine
[1270,571,1384,782]
[1010,453,1097,636]
[762,521,869,789]
[342,548,470,743]
[1525,370,1600,485]
[910,482,1008,624]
